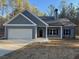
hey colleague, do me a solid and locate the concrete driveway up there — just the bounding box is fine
[0,40,31,56]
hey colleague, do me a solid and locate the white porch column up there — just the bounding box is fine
[60,26,63,39]
[4,26,6,38]
[46,26,48,40]
[35,27,37,39]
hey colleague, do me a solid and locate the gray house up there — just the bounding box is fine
[3,9,76,40]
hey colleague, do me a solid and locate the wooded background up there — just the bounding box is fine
[0,0,79,35]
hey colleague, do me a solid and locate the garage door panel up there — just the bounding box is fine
[8,29,32,39]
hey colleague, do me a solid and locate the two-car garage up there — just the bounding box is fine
[4,13,37,40]
[8,29,32,40]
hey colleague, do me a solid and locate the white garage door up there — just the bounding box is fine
[8,29,32,40]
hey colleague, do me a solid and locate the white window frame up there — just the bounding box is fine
[48,29,58,36]
[64,29,71,35]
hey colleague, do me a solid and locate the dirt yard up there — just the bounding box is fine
[0,40,79,59]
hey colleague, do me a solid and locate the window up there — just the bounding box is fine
[64,29,71,35]
[49,29,52,35]
[53,29,58,35]
[48,29,58,36]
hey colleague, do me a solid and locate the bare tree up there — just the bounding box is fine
[47,4,55,16]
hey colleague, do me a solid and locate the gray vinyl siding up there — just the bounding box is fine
[40,26,75,39]
[63,26,75,38]
[5,26,36,39]
[37,27,61,38]
[8,14,33,24]
[22,10,46,27]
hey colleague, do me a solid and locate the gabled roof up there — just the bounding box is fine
[39,16,55,23]
[8,14,33,24]
[58,18,76,26]
[3,13,36,26]
[4,9,76,27]
[39,17,76,26]
[22,10,48,27]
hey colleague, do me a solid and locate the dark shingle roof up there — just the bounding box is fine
[22,10,47,27]
[21,10,76,27]
[39,16,55,22]
[39,17,76,26]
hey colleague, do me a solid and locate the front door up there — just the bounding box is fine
[39,30,43,37]
[37,28,44,37]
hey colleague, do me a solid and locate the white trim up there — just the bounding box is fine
[64,29,71,36]
[3,13,21,25]
[60,26,63,39]
[25,10,48,26]
[48,29,58,36]
[4,26,6,38]
[35,27,37,39]
[48,26,62,27]
[3,13,37,26]
[46,26,48,40]
[4,24,36,26]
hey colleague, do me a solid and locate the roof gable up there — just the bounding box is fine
[8,14,33,24]
[22,10,48,27]
[3,13,36,26]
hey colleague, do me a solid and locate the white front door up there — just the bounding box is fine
[8,29,32,40]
